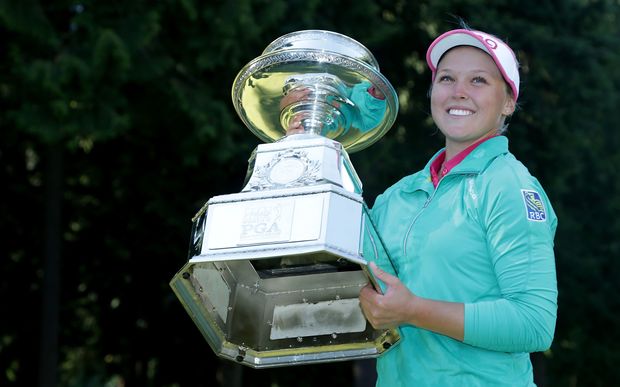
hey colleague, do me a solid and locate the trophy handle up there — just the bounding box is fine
[361,203,398,294]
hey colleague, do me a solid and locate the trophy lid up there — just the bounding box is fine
[232,30,398,153]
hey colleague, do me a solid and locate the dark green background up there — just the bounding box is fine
[2,0,619,386]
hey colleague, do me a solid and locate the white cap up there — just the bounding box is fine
[426,29,520,101]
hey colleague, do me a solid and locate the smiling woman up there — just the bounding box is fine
[358,26,558,387]
[430,46,516,159]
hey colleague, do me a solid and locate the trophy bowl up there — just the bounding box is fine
[232,30,398,153]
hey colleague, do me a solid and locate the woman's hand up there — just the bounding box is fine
[280,87,311,110]
[281,88,311,135]
[285,115,305,135]
[359,262,416,329]
[359,261,465,341]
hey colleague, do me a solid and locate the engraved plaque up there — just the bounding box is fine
[238,200,295,244]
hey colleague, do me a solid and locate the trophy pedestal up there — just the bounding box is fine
[198,184,364,263]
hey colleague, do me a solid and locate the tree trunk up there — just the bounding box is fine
[38,143,63,387]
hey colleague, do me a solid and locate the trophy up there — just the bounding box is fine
[170,30,399,368]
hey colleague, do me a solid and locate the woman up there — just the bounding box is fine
[359,28,558,386]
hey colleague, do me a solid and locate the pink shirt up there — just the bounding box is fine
[430,136,497,187]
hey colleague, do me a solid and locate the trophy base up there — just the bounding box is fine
[170,257,400,368]
[169,183,400,368]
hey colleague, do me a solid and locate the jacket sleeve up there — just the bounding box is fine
[348,81,387,132]
[463,159,558,353]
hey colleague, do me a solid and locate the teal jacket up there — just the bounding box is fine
[369,136,558,386]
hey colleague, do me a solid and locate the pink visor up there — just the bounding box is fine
[426,29,520,101]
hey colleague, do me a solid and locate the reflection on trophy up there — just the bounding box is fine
[170,30,400,368]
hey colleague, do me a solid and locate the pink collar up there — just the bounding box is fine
[430,135,497,187]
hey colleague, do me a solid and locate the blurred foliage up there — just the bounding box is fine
[0,0,619,386]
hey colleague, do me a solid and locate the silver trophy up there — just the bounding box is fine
[170,30,399,368]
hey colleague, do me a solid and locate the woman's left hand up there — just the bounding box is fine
[359,262,416,329]
[359,262,465,340]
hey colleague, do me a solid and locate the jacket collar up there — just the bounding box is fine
[400,136,510,193]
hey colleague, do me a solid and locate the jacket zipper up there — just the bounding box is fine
[402,190,434,256]
[402,171,477,256]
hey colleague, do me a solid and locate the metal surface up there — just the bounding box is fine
[170,29,400,368]
[170,201,400,368]
[231,30,398,153]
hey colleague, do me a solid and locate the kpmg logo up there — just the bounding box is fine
[521,189,546,222]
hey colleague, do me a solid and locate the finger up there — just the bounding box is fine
[370,261,399,286]
[359,283,377,299]
[293,88,311,99]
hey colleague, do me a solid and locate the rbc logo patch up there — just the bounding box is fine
[521,189,546,222]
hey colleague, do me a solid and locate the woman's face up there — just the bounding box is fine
[430,46,515,156]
